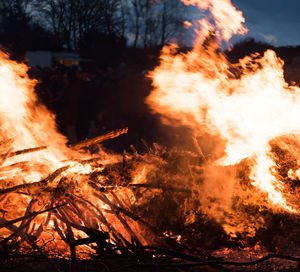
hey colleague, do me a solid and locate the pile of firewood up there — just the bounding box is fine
[0,129,300,271]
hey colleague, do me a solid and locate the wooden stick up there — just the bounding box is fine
[0,147,12,167]
[71,127,128,150]
[66,223,77,261]
[125,245,219,262]
[94,192,161,235]
[1,146,47,159]
[3,199,38,244]
[0,165,70,196]
[70,194,129,247]
[0,203,66,229]
[53,218,68,244]
[192,136,206,160]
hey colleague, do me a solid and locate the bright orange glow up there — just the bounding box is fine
[147,0,299,217]
[184,21,193,29]
[0,0,299,254]
[182,0,247,42]
[0,52,147,257]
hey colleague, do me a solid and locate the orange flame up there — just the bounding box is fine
[147,0,299,214]
[182,0,247,43]
[0,52,133,256]
[0,52,73,180]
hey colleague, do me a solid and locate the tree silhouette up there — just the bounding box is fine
[0,0,55,57]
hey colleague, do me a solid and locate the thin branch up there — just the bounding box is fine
[0,165,70,195]
[0,203,66,228]
[71,128,128,150]
[1,146,47,159]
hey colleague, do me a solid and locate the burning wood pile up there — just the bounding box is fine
[1,135,300,272]
[2,0,300,271]
[1,133,300,271]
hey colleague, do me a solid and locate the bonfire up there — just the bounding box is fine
[1,0,300,271]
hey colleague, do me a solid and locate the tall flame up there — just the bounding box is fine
[0,51,138,256]
[147,0,300,213]
[182,0,247,42]
[0,52,73,180]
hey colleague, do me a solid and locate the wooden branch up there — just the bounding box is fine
[0,203,66,229]
[94,192,161,236]
[1,146,47,159]
[0,165,70,196]
[71,127,128,150]
[70,194,129,247]
[0,161,48,172]
[66,223,77,261]
[54,208,112,252]
[2,199,38,244]
[0,147,12,167]
[53,219,68,244]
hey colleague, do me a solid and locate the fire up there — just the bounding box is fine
[0,0,299,257]
[147,0,300,220]
[183,21,193,29]
[0,51,71,181]
[182,0,247,42]
[0,51,150,257]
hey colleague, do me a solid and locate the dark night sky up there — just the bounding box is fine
[232,0,300,46]
[189,0,300,46]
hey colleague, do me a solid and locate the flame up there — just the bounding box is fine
[182,0,247,43]
[0,51,147,257]
[0,0,299,254]
[0,52,73,180]
[183,21,193,29]
[147,0,300,215]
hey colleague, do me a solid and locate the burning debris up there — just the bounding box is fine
[2,140,300,271]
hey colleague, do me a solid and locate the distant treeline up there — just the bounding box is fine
[227,37,300,64]
[1,1,300,74]
[0,0,186,57]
